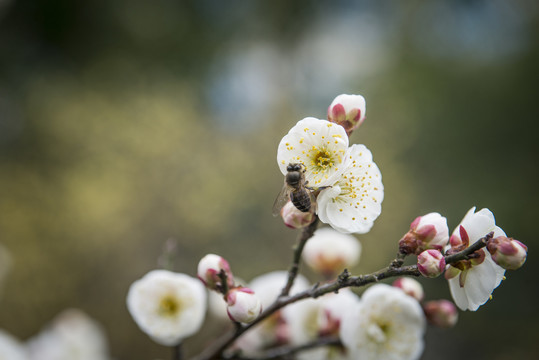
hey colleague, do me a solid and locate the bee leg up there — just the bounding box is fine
[305,185,332,191]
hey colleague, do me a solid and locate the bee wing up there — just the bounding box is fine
[272,182,292,217]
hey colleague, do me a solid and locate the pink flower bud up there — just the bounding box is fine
[280,201,315,229]
[423,300,458,328]
[197,254,235,292]
[487,236,527,270]
[327,94,366,135]
[392,277,424,301]
[399,213,449,255]
[417,249,445,278]
[226,287,262,324]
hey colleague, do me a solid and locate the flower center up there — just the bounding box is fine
[314,150,332,168]
[158,295,181,317]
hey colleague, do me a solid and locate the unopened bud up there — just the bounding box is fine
[226,287,262,324]
[197,254,235,292]
[487,236,527,270]
[281,201,315,229]
[392,277,424,301]
[417,249,445,278]
[302,227,361,277]
[399,213,449,255]
[327,94,366,135]
[423,300,458,328]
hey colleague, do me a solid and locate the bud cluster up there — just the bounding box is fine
[487,236,527,270]
[197,254,262,324]
[399,213,449,255]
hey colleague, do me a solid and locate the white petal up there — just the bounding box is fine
[448,275,470,311]
[316,144,383,234]
[276,118,348,187]
[463,256,505,311]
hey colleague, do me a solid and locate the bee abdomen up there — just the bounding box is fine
[290,190,311,212]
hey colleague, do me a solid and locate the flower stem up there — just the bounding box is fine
[173,344,183,360]
[280,216,319,297]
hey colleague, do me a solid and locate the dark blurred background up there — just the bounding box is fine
[0,0,538,359]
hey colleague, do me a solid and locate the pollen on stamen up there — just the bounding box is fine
[352,217,356,220]
[339,209,343,212]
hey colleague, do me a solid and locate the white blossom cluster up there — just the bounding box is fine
[277,94,384,234]
[0,309,110,360]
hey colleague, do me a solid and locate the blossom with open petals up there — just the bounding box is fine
[0,330,27,360]
[445,207,506,311]
[126,270,206,346]
[340,284,425,360]
[233,271,310,355]
[277,117,348,188]
[283,289,359,360]
[317,144,383,234]
[26,309,109,360]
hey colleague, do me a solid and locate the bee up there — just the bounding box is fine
[272,163,316,216]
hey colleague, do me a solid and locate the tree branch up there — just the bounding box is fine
[225,336,341,360]
[280,216,319,297]
[189,232,494,360]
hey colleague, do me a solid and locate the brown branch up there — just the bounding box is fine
[280,216,319,297]
[225,336,342,360]
[189,232,494,360]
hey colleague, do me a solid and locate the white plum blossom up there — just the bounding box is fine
[302,227,361,276]
[392,277,424,302]
[340,284,426,360]
[283,289,360,360]
[126,270,207,346]
[0,330,27,360]
[277,117,348,188]
[233,271,310,355]
[445,207,506,311]
[248,271,310,310]
[317,144,384,234]
[26,309,109,360]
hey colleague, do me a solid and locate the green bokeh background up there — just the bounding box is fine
[0,0,538,359]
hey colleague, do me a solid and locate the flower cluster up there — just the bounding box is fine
[276,94,384,234]
[397,207,527,312]
[120,93,528,360]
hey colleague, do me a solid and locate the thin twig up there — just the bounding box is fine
[189,232,494,360]
[225,336,342,360]
[173,343,183,360]
[280,216,319,297]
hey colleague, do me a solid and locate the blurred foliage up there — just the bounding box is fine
[0,0,538,359]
